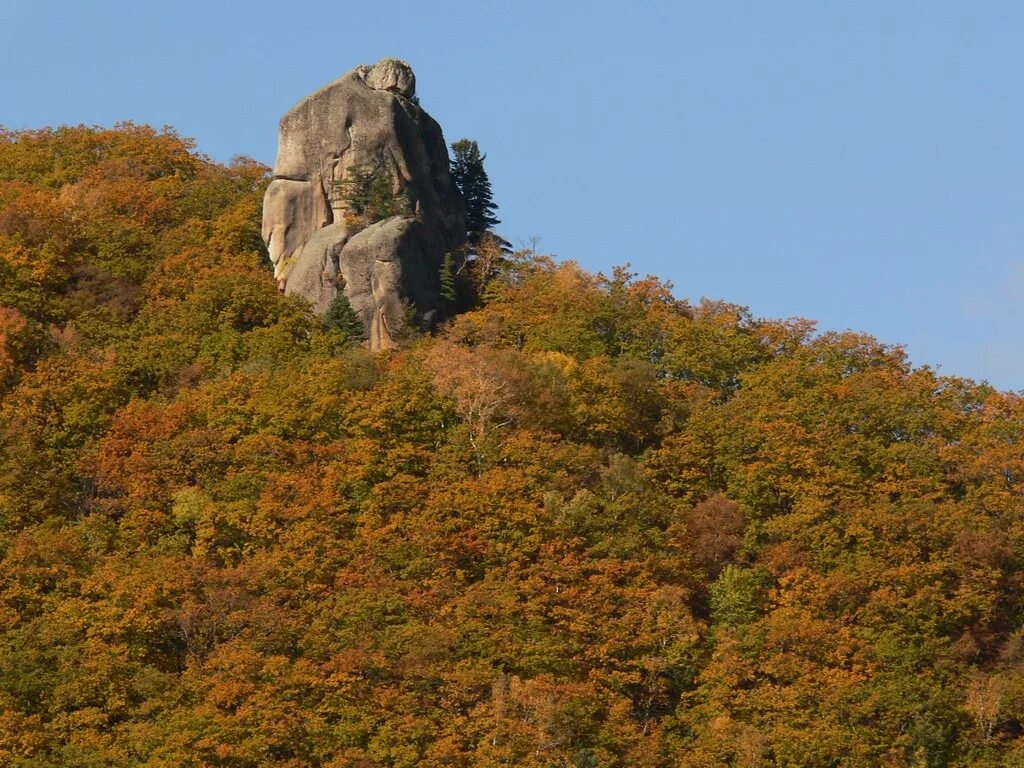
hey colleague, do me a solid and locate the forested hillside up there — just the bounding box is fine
[1,125,1023,767]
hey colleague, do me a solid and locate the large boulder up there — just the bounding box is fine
[262,58,465,350]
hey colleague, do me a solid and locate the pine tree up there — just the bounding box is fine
[333,165,375,216]
[322,290,366,341]
[450,139,500,246]
[333,163,409,234]
[439,253,458,304]
[365,169,409,222]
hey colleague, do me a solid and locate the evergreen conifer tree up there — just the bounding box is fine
[450,139,500,246]
[333,164,409,233]
[322,290,366,342]
[439,253,458,304]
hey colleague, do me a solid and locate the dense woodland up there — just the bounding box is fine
[1,125,1024,767]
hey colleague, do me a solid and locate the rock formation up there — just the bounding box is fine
[262,58,465,350]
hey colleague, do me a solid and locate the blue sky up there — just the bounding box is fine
[2,1,1022,390]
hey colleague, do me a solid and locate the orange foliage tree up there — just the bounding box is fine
[0,124,1022,767]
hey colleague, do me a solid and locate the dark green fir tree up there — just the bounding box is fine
[439,253,458,304]
[450,139,501,246]
[322,290,366,342]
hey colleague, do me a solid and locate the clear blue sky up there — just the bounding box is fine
[2,1,1022,390]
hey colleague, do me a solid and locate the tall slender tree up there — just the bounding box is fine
[439,252,458,304]
[450,139,500,246]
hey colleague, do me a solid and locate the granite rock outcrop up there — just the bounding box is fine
[262,58,465,349]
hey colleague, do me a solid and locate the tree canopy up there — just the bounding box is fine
[1,124,1023,767]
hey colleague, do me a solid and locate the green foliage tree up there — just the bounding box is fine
[322,289,366,342]
[333,162,409,233]
[450,138,500,245]
[439,252,458,305]
[708,565,768,628]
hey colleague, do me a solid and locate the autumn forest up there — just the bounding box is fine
[1,125,1024,767]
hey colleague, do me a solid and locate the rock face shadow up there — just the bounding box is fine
[262,57,465,350]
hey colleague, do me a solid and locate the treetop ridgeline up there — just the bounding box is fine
[0,71,1023,766]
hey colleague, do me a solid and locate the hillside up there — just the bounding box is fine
[1,125,1023,767]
